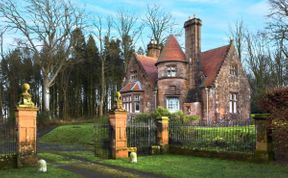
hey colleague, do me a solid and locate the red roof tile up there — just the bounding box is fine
[135,54,158,83]
[157,35,186,64]
[120,81,143,92]
[200,44,231,87]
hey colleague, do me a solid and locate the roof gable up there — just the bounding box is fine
[157,35,186,64]
[134,54,158,83]
[120,81,143,93]
[200,44,231,87]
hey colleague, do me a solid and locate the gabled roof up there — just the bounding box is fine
[135,54,158,83]
[156,35,186,64]
[200,44,231,87]
[120,81,143,93]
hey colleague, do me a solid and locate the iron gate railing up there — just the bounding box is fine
[0,123,16,156]
[94,122,112,158]
[169,120,256,154]
[127,118,157,154]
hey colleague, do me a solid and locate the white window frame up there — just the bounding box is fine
[134,95,140,113]
[167,66,176,77]
[166,97,180,113]
[229,93,237,113]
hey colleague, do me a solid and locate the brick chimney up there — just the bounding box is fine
[184,16,202,89]
[147,39,161,58]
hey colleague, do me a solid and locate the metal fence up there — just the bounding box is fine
[0,123,16,156]
[94,122,112,158]
[169,120,256,154]
[127,118,157,154]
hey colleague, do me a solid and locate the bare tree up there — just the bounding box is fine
[93,16,112,116]
[143,4,175,45]
[267,0,288,58]
[0,0,84,112]
[229,20,246,61]
[115,10,142,72]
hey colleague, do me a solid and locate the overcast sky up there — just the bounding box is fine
[2,0,270,52]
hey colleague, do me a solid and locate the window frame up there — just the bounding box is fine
[229,93,238,114]
[166,97,180,113]
[166,65,177,77]
[230,64,238,76]
[134,95,141,113]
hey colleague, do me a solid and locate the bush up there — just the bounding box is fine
[134,107,199,124]
[260,87,288,161]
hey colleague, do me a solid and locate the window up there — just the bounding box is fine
[130,74,137,81]
[230,65,238,76]
[167,66,176,77]
[229,93,237,113]
[130,70,137,81]
[123,95,132,112]
[166,97,180,113]
[134,95,140,113]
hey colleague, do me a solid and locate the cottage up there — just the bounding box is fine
[120,17,250,122]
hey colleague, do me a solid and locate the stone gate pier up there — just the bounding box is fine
[15,83,38,167]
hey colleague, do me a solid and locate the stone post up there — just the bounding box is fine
[253,114,273,161]
[109,91,128,159]
[15,83,38,167]
[156,116,169,153]
[109,111,128,159]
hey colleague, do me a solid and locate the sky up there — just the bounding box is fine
[71,0,270,51]
[1,0,270,52]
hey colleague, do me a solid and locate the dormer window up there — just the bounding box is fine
[230,65,238,76]
[167,66,177,77]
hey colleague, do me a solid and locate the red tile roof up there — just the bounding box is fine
[135,54,158,83]
[200,44,231,87]
[157,35,186,64]
[120,81,143,92]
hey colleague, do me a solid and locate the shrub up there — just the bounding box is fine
[260,87,288,161]
[134,107,199,124]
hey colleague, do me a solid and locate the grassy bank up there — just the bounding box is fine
[40,123,95,145]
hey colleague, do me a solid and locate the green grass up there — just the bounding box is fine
[45,151,288,178]
[40,123,95,145]
[0,164,81,178]
[103,154,288,178]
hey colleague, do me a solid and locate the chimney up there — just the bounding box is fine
[147,39,161,58]
[184,16,202,89]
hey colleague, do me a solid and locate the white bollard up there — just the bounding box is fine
[130,152,137,163]
[38,159,47,172]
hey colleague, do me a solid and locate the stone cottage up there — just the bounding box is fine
[120,17,250,122]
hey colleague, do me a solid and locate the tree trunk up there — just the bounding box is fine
[99,59,105,117]
[43,77,50,112]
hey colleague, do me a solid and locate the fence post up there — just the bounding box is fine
[253,114,273,161]
[109,111,128,159]
[15,83,38,167]
[156,116,169,153]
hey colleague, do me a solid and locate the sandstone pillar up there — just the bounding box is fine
[109,111,128,159]
[253,114,273,161]
[16,83,38,167]
[156,116,169,153]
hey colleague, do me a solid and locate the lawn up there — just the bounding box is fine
[39,151,288,178]
[0,164,81,178]
[40,123,95,145]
